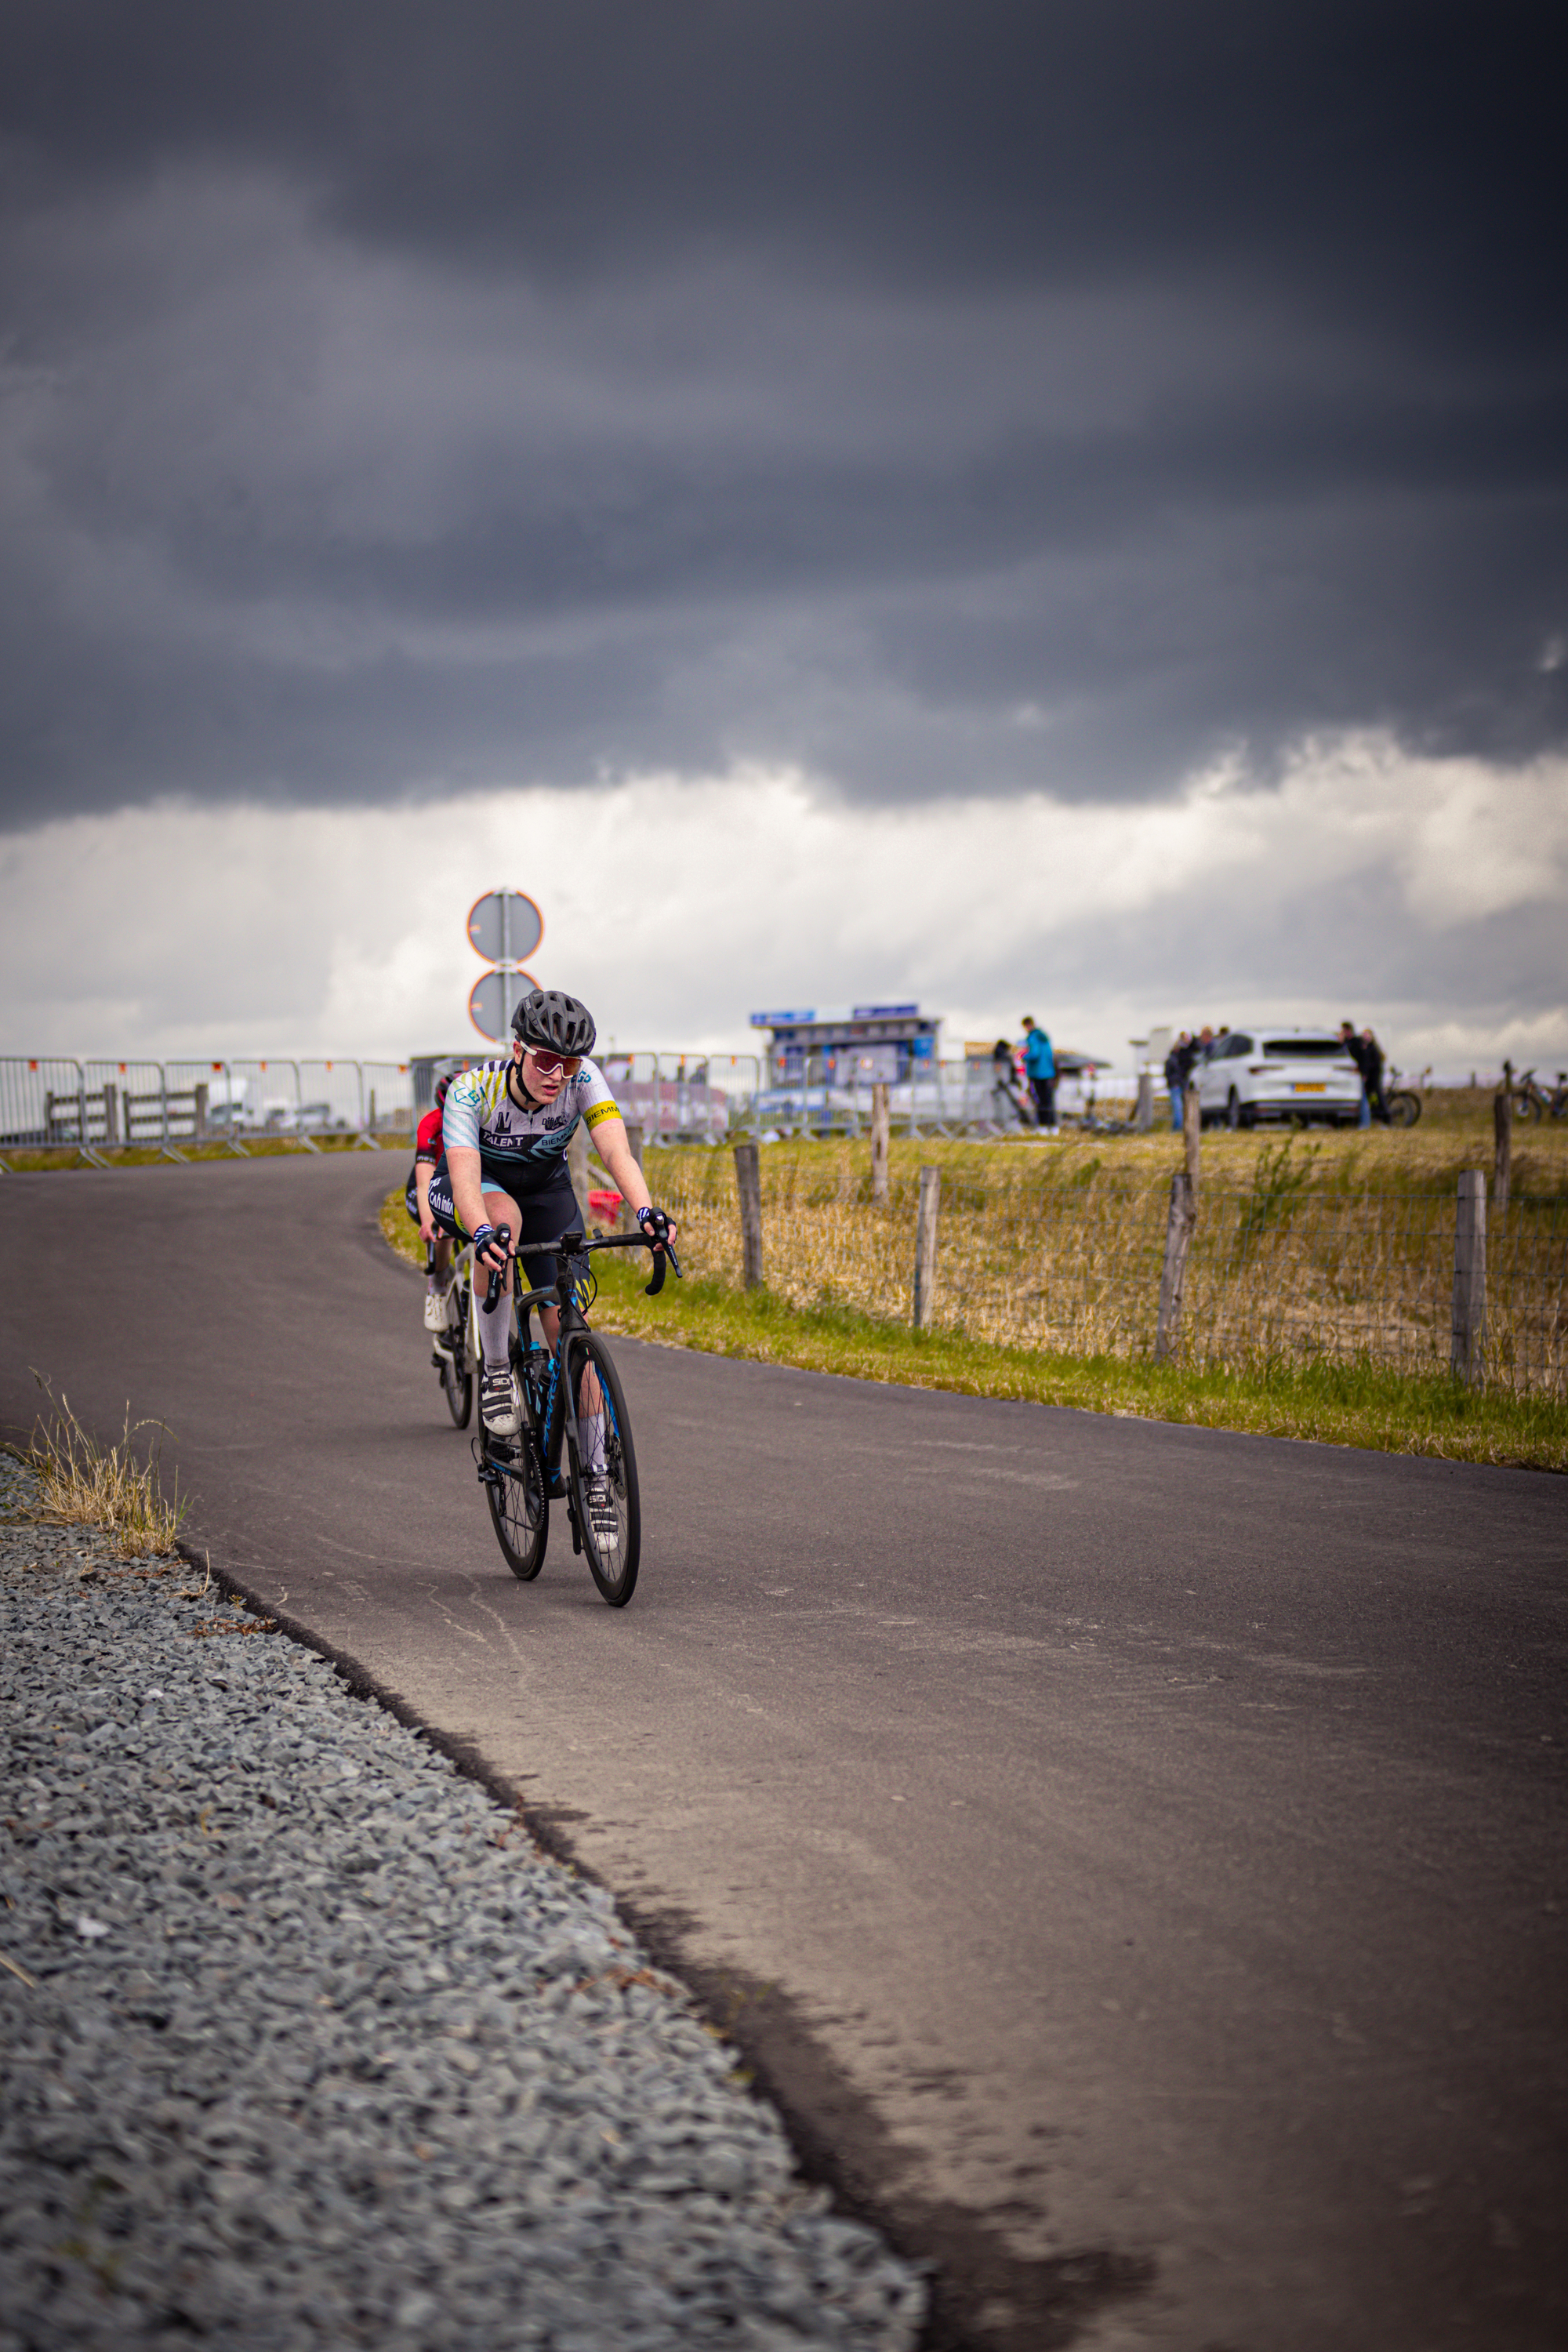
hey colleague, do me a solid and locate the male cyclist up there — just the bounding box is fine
[426,991,673,1460]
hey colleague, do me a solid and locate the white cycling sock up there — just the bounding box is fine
[580,1412,605,1472]
[478,1290,513,1369]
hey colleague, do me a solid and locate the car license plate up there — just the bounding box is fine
[1292,1082,1327,1093]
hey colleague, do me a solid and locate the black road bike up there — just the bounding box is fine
[1385,1069,1423,1128]
[1510,1068,1568,1123]
[474,1226,680,1607]
[427,1240,475,1427]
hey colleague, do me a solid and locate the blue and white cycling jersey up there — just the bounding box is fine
[441,1057,620,1194]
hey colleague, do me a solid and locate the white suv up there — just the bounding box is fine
[1195,1026,1363,1128]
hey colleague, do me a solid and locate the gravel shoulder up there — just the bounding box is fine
[0,1451,925,2352]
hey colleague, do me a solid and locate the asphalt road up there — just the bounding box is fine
[2,1153,1565,2352]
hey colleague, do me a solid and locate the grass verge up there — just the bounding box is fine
[378,1187,1566,1471]
[5,1380,188,1555]
[0,1133,410,1172]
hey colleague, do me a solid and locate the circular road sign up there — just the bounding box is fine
[466,888,543,966]
[468,967,541,1044]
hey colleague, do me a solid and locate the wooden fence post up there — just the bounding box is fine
[870,1082,890,1203]
[1451,1169,1486,1385]
[1154,1170,1198,1361]
[1134,1071,1155,1131]
[1493,1086,1512,1213]
[734,1138,764,1288]
[913,1165,941,1329]
[1184,1084,1202,1194]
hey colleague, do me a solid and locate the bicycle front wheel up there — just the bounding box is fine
[1386,1090,1421,1129]
[486,1426,549,1581]
[564,1334,641,1606]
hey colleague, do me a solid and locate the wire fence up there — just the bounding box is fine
[634,1145,1568,1399]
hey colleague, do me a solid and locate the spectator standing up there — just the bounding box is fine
[991,1037,1029,1126]
[1340,1021,1370,1127]
[1164,1031,1194,1130]
[1360,1027,1390,1124]
[1022,1016,1056,1132]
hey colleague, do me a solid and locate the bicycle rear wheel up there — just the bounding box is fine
[485,1425,548,1580]
[564,1334,640,1606]
[441,1352,473,1427]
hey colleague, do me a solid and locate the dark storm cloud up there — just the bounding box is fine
[2,0,1566,825]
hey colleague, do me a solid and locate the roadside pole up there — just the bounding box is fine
[870,1083,890,1204]
[734,1140,764,1289]
[1154,1171,1198,1361]
[1451,1171,1486,1385]
[913,1167,940,1330]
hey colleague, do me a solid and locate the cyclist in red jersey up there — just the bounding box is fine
[405,1073,459,1330]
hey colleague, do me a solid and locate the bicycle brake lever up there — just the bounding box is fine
[483,1223,512,1312]
[643,1238,681,1294]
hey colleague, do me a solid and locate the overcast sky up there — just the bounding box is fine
[2,1,1564,1065]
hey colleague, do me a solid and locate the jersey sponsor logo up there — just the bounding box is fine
[441,1054,619,1186]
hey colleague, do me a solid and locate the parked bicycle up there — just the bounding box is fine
[427,1240,475,1427]
[1385,1068,1423,1128]
[474,1225,680,1607]
[1510,1068,1568,1123]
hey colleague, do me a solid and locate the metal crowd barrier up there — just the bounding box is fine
[742,1061,1006,1139]
[597,1051,764,1140]
[0,1056,414,1168]
[0,1049,1062,1167]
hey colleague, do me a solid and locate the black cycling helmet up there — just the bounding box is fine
[433,1072,453,1111]
[512,988,597,1057]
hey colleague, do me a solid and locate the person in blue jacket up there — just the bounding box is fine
[1022,1016,1056,1131]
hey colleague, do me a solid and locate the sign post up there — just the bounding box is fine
[466,889,543,1044]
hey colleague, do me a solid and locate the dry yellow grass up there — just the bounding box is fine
[634,1123,1568,1396]
[7,1383,187,1557]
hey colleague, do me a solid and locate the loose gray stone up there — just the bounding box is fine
[0,1454,924,2350]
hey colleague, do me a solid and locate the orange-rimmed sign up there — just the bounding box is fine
[466,889,543,967]
[470,968,542,1044]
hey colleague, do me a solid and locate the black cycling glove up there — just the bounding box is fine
[637,1205,671,1246]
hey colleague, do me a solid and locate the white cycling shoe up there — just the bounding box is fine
[479,1367,521,1439]
[585,1474,619,1549]
[423,1285,456,1333]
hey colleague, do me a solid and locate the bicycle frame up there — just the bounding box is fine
[474,1227,678,1501]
